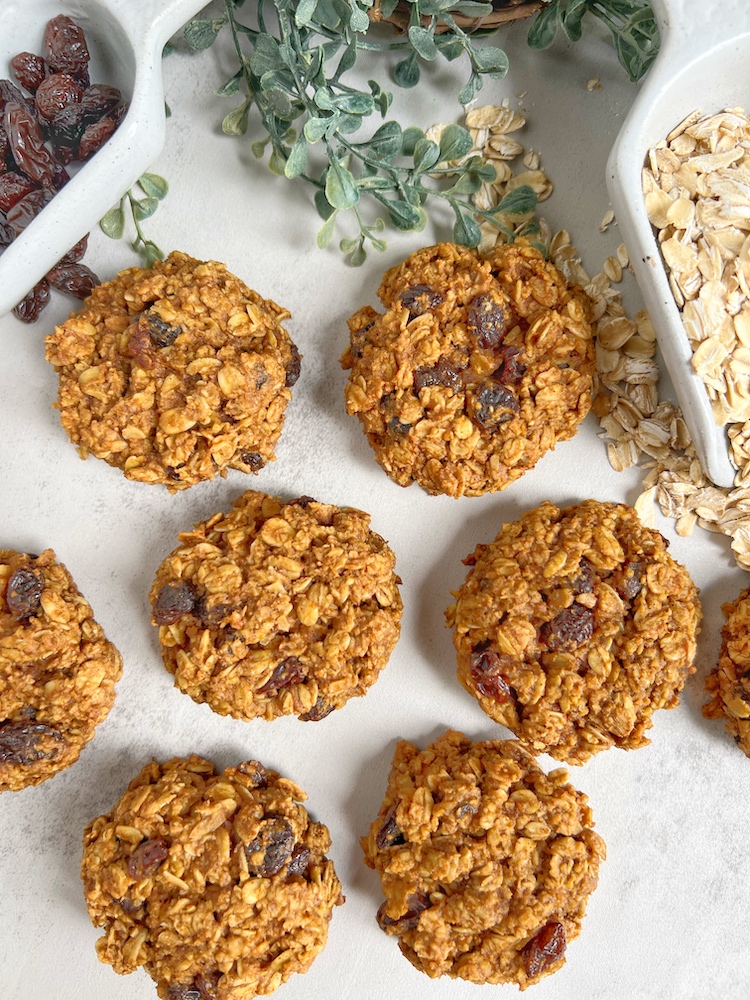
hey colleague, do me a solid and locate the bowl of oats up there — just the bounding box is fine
[606,0,750,489]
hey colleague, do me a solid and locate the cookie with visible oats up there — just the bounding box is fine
[340,241,595,497]
[0,548,122,792]
[82,754,343,1000]
[704,587,750,756]
[447,499,701,764]
[150,490,402,722]
[361,730,605,989]
[45,251,300,491]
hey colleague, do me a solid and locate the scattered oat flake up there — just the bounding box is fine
[600,210,615,232]
[587,77,602,92]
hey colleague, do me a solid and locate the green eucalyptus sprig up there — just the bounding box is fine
[528,0,658,83]
[100,173,169,267]
[185,0,538,264]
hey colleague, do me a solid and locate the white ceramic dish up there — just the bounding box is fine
[0,0,207,318]
[606,0,750,489]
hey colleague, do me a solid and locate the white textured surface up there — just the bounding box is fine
[1,12,749,1000]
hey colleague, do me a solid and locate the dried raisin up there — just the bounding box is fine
[13,279,50,322]
[523,920,566,977]
[7,188,49,234]
[398,284,444,319]
[240,451,264,471]
[44,16,90,78]
[376,806,405,850]
[10,53,47,93]
[569,558,595,594]
[492,344,526,385]
[6,566,44,618]
[153,583,197,625]
[56,233,88,265]
[377,891,430,932]
[46,262,99,298]
[0,217,13,248]
[299,697,333,721]
[413,359,464,393]
[127,838,169,879]
[194,972,221,998]
[4,102,56,185]
[77,115,116,160]
[166,984,201,1000]
[35,73,83,121]
[285,342,301,386]
[539,604,595,650]
[237,760,268,786]
[0,719,62,765]
[145,313,181,348]
[287,843,311,876]
[0,171,38,212]
[245,818,294,877]
[612,560,644,600]
[0,80,36,116]
[472,382,519,428]
[468,293,507,348]
[47,103,87,150]
[469,645,515,702]
[258,657,307,694]
[80,84,121,121]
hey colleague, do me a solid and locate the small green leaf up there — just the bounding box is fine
[99,205,125,240]
[435,36,464,61]
[408,25,438,61]
[138,173,168,200]
[314,88,336,111]
[349,242,367,266]
[252,139,268,158]
[348,1,370,32]
[369,120,402,158]
[453,210,481,248]
[370,237,387,253]
[401,126,425,156]
[216,69,243,97]
[269,148,287,175]
[387,199,422,230]
[412,138,440,173]
[250,33,284,76]
[528,1,559,50]
[265,87,293,118]
[335,41,357,78]
[340,236,360,254]
[495,184,538,215]
[457,74,478,106]
[447,171,482,196]
[315,189,335,220]
[471,45,509,76]
[304,115,330,142]
[394,52,420,88]
[560,0,588,42]
[325,158,360,209]
[223,104,249,136]
[132,196,158,221]
[450,1,492,16]
[438,123,473,163]
[317,210,338,248]
[357,175,393,190]
[183,17,225,51]
[333,92,374,115]
[143,242,164,267]
[284,133,308,178]
[295,0,319,25]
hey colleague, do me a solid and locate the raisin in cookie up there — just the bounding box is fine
[447,500,701,764]
[45,251,300,491]
[362,730,604,989]
[150,490,402,721]
[82,755,343,1000]
[704,587,750,756]
[0,548,122,792]
[340,241,594,497]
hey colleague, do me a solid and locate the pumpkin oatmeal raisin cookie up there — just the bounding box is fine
[0,548,121,792]
[45,251,300,491]
[361,730,605,988]
[704,587,750,756]
[150,490,402,721]
[340,242,595,497]
[82,754,343,1000]
[447,500,701,764]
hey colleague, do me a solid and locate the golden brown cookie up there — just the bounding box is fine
[704,587,750,755]
[340,241,595,497]
[82,754,343,1000]
[0,548,122,792]
[361,730,604,988]
[45,251,300,491]
[150,490,402,721]
[447,500,701,764]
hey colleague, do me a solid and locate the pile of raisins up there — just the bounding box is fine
[1,15,129,323]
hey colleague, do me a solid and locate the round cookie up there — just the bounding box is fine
[447,499,701,764]
[45,251,300,491]
[704,587,750,756]
[340,241,595,497]
[361,730,604,988]
[82,754,343,999]
[0,548,122,792]
[150,490,402,721]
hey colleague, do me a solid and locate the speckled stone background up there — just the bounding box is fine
[1,6,748,1000]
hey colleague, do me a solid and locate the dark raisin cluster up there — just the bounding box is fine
[1,16,129,322]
